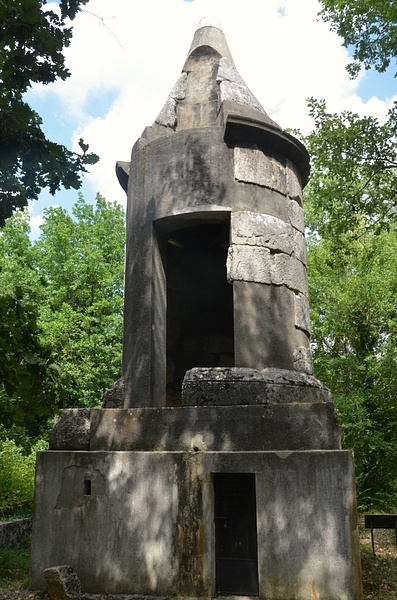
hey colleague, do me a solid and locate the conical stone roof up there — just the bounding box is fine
[116,18,309,189]
[154,18,281,133]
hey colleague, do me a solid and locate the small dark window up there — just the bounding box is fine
[84,479,92,496]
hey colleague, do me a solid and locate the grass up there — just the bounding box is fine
[0,540,31,600]
[0,521,396,599]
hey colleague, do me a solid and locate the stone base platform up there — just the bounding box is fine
[30,449,362,599]
[49,402,341,453]
[49,368,339,453]
[182,366,331,405]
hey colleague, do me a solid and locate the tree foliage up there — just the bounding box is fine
[307,231,397,508]
[0,195,125,442]
[34,194,125,407]
[0,288,68,439]
[0,0,98,226]
[318,0,397,77]
[302,97,397,509]
[303,98,397,241]
[0,436,47,518]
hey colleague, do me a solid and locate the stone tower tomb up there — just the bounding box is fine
[30,19,362,600]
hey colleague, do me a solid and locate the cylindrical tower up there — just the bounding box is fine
[118,19,312,408]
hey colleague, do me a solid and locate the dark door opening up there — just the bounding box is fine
[166,222,234,405]
[214,473,259,595]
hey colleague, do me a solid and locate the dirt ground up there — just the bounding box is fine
[359,516,397,600]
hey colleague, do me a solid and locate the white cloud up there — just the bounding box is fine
[29,0,397,206]
[29,214,46,237]
[26,204,47,238]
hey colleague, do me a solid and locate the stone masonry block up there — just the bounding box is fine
[272,253,308,295]
[155,73,187,127]
[234,144,286,194]
[286,159,302,203]
[294,293,311,334]
[43,565,81,600]
[218,52,277,115]
[227,245,272,284]
[0,518,31,548]
[231,211,293,254]
[220,81,261,111]
[155,97,177,128]
[227,246,308,295]
[48,409,91,451]
[217,56,246,87]
[88,404,340,453]
[102,378,125,409]
[287,199,305,232]
[293,346,313,375]
[183,367,331,406]
[293,229,307,264]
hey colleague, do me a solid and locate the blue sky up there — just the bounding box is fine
[25,0,397,235]
[354,64,396,102]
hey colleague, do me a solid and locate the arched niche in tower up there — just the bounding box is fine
[154,212,233,406]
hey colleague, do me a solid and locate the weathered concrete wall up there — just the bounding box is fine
[30,451,181,596]
[256,452,362,600]
[30,450,361,599]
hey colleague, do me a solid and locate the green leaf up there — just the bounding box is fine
[0,0,98,226]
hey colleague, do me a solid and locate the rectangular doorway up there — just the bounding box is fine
[214,473,259,595]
